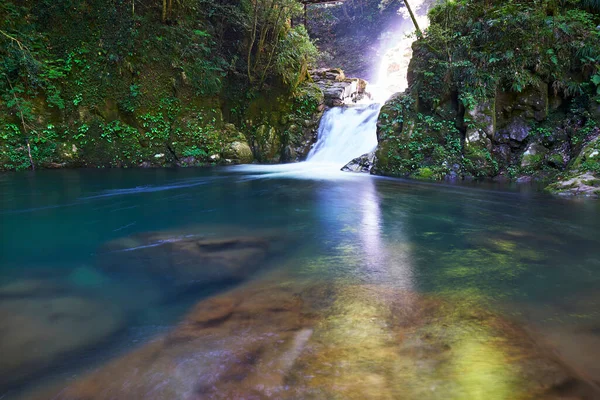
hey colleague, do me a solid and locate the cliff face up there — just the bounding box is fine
[371,0,600,196]
[0,0,324,170]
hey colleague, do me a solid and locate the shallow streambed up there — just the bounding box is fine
[1,165,599,399]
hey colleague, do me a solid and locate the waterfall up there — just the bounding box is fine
[306,103,380,166]
[305,1,433,169]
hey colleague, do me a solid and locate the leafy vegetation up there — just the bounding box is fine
[0,0,321,170]
[412,0,600,108]
[374,0,599,189]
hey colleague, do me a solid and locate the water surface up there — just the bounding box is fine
[1,166,600,398]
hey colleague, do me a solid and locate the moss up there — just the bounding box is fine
[547,153,565,168]
[463,146,499,178]
[372,93,463,179]
[413,167,435,180]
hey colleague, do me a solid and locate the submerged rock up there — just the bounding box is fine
[341,151,375,173]
[97,229,286,292]
[0,279,65,298]
[0,295,124,389]
[39,276,598,400]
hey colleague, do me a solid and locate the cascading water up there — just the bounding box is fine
[305,103,380,166]
[306,3,432,168]
[304,0,434,169]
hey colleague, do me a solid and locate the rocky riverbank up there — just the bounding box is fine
[365,0,600,198]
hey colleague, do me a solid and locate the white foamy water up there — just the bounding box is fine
[305,103,380,167]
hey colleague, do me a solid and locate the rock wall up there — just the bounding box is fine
[310,68,369,107]
[370,50,600,197]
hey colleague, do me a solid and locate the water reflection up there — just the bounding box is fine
[1,167,600,399]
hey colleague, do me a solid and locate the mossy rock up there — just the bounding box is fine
[373,92,464,180]
[546,172,600,197]
[223,141,254,164]
[571,136,600,172]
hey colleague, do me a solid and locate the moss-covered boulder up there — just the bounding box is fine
[223,141,254,164]
[34,276,599,399]
[372,92,464,180]
[546,136,600,197]
[243,83,325,163]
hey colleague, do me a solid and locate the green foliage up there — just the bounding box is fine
[177,29,228,95]
[276,26,319,91]
[181,146,208,158]
[412,0,600,107]
[0,0,323,170]
[242,0,319,89]
[463,146,499,178]
[582,159,600,174]
[378,94,464,179]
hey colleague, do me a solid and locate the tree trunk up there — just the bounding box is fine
[247,0,260,82]
[162,0,167,23]
[402,0,422,39]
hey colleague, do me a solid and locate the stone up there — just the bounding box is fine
[546,172,600,197]
[310,68,365,107]
[341,152,375,173]
[177,156,199,166]
[465,100,495,149]
[571,136,600,170]
[252,125,280,162]
[0,279,64,298]
[310,67,345,81]
[39,278,598,400]
[67,266,109,289]
[0,296,124,388]
[223,141,253,164]
[97,230,284,292]
[521,143,548,167]
[492,144,512,163]
[496,82,548,125]
[506,118,531,143]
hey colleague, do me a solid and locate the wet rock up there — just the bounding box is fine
[310,68,368,107]
[223,141,253,164]
[97,230,284,292]
[465,100,495,150]
[546,172,600,197]
[496,82,548,124]
[40,277,598,400]
[521,143,548,167]
[341,152,375,173]
[493,144,512,163]
[503,117,531,143]
[253,125,280,162]
[0,296,124,388]
[0,279,64,298]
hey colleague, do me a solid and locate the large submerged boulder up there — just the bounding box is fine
[0,291,124,389]
[35,274,598,400]
[96,228,287,292]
